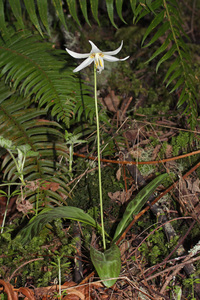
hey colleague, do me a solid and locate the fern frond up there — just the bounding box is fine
[23,0,43,36]
[37,0,51,36]
[0,27,89,127]
[1,0,130,33]
[79,0,91,26]
[90,0,100,25]
[0,81,70,205]
[106,0,117,28]
[141,0,198,128]
[116,0,127,24]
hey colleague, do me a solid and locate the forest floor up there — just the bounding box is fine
[1,8,200,300]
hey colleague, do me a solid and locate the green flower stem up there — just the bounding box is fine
[94,65,106,250]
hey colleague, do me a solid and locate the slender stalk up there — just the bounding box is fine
[94,65,106,250]
[58,256,61,299]
[0,186,11,234]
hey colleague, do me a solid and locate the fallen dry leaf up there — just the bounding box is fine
[186,178,200,193]
[16,200,33,214]
[116,167,122,181]
[41,181,60,191]
[103,90,120,113]
[108,187,133,205]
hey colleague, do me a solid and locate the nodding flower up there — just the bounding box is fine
[66,40,129,73]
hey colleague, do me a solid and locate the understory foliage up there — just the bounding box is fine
[0,0,198,129]
[0,1,198,191]
[0,0,199,297]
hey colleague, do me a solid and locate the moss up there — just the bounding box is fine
[0,219,73,287]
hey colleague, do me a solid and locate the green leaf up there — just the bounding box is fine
[135,0,163,23]
[115,0,126,23]
[90,244,121,288]
[23,0,43,36]
[8,0,24,29]
[66,0,81,26]
[106,0,117,28]
[90,0,100,25]
[79,0,91,26]
[0,27,82,126]
[166,68,181,88]
[0,0,7,35]
[141,10,165,46]
[0,136,14,150]
[0,81,71,202]
[156,44,177,71]
[113,173,168,243]
[37,0,51,35]
[145,37,170,64]
[177,86,186,107]
[170,76,184,93]
[130,0,137,14]
[146,0,154,12]
[52,0,68,30]
[143,22,170,48]
[163,57,180,83]
[19,207,99,244]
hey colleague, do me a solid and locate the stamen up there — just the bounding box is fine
[95,60,99,68]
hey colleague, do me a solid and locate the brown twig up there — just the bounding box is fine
[8,258,44,282]
[73,149,200,165]
[144,255,200,282]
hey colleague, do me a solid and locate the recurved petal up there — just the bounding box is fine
[102,41,124,56]
[103,55,129,62]
[66,48,90,59]
[88,41,102,53]
[73,56,94,72]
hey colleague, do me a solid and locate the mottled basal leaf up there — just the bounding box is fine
[113,173,168,243]
[90,244,121,288]
[19,207,99,244]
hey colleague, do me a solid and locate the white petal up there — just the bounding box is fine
[103,55,129,62]
[66,48,90,59]
[102,41,124,56]
[88,40,101,53]
[73,56,94,72]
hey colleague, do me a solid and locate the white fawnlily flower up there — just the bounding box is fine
[65,40,129,73]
